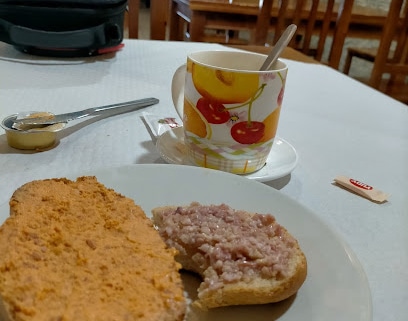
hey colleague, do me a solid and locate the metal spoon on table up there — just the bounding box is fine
[11,97,159,130]
[259,24,297,71]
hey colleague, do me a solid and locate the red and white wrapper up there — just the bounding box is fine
[334,176,389,203]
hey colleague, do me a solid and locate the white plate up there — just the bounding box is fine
[156,127,299,182]
[0,164,371,321]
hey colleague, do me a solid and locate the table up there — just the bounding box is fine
[228,44,321,63]
[0,39,407,321]
[151,0,387,40]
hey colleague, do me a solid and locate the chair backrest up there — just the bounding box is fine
[255,0,354,69]
[369,0,408,89]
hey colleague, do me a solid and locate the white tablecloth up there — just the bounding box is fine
[0,39,407,321]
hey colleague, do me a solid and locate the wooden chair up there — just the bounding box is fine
[127,0,140,38]
[127,0,167,40]
[343,0,408,103]
[254,0,354,69]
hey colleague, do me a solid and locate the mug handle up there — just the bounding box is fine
[171,64,186,119]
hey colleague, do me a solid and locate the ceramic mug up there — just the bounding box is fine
[171,50,288,174]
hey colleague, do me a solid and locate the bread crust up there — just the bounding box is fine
[152,204,307,309]
[0,177,186,321]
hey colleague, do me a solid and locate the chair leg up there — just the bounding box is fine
[343,50,353,75]
[128,0,140,39]
[169,1,183,41]
[189,11,206,42]
[179,17,187,40]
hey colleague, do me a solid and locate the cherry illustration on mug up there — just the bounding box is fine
[191,72,283,145]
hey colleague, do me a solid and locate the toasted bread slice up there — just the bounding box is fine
[0,176,186,321]
[152,202,307,309]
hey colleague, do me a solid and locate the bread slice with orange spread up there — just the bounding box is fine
[0,176,186,321]
[152,202,307,309]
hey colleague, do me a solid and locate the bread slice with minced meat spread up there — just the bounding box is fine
[152,202,307,309]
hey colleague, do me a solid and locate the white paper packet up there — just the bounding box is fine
[334,175,389,203]
[142,112,181,141]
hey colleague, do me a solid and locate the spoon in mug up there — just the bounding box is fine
[259,24,297,71]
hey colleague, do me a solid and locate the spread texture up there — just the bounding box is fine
[0,176,186,321]
[152,202,307,309]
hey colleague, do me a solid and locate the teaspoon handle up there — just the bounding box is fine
[14,97,159,126]
[259,24,297,71]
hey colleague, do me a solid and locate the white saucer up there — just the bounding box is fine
[155,127,299,182]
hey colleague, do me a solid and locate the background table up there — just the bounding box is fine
[0,39,407,321]
[151,0,387,40]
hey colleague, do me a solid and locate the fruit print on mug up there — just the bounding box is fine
[180,50,287,174]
